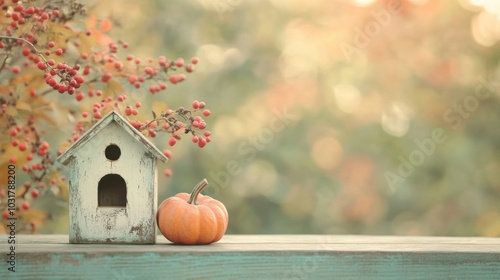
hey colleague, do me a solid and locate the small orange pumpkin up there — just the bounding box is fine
[157,179,228,245]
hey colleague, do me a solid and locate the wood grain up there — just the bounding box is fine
[57,111,165,244]
[1,235,499,279]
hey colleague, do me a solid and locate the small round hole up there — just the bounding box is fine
[105,144,121,161]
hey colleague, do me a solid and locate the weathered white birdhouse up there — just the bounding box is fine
[57,111,168,244]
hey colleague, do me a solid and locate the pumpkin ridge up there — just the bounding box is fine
[197,205,217,244]
[180,204,199,244]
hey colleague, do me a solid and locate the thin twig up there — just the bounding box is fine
[0,35,49,64]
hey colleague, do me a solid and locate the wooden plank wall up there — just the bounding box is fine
[1,235,499,279]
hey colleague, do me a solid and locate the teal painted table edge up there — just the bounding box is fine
[1,235,499,280]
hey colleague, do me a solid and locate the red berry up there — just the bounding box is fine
[114,61,123,70]
[55,49,63,56]
[203,109,211,117]
[22,47,30,56]
[125,107,132,116]
[102,72,112,82]
[192,136,199,143]
[9,157,17,163]
[168,137,177,146]
[198,137,207,148]
[48,41,55,48]
[135,102,141,108]
[76,92,84,101]
[31,189,39,198]
[27,154,33,161]
[21,201,30,210]
[191,57,199,64]
[70,79,78,87]
[19,143,27,151]
[128,75,136,84]
[204,131,211,137]
[12,139,19,146]
[94,111,102,119]
[175,58,184,67]
[40,141,49,150]
[75,76,84,84]
[199,102,206,109]
[83,66,91,75]
[163,149,172,158]
[10,128,17,137]
[82,112,88,118]
[12,66,20,74]
[149,121,158,129]
[37,61,47,70]
[2,211,9,219]
[41,12,49,20]
[164,169,172,177]
[192,100,199,109]
[198,122,206,130]
[144,66,154,75]
[169,75,178,84]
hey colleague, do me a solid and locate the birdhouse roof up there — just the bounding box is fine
[56,111,168,165]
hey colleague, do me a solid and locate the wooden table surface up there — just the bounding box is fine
[1,235,499,279]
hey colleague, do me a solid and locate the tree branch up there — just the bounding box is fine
[0,35,49,64]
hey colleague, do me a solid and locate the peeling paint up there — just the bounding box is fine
[59,111,162,244]
[129,225,143,236]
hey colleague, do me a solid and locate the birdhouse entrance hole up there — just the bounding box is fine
[105,144,121,161]
[98,174,127,207]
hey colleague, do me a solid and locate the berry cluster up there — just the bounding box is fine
[42,62,86,94]
[126,99,212,148]
[0,0,211,231]
[1,0,84,34]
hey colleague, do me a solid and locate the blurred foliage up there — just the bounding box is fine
[26,0,500,236]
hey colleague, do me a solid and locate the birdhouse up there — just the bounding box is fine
[57,111,168,244]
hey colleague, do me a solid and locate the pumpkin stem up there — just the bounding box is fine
[187,179,208,205]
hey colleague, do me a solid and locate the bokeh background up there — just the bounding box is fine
[43,0,500,236]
